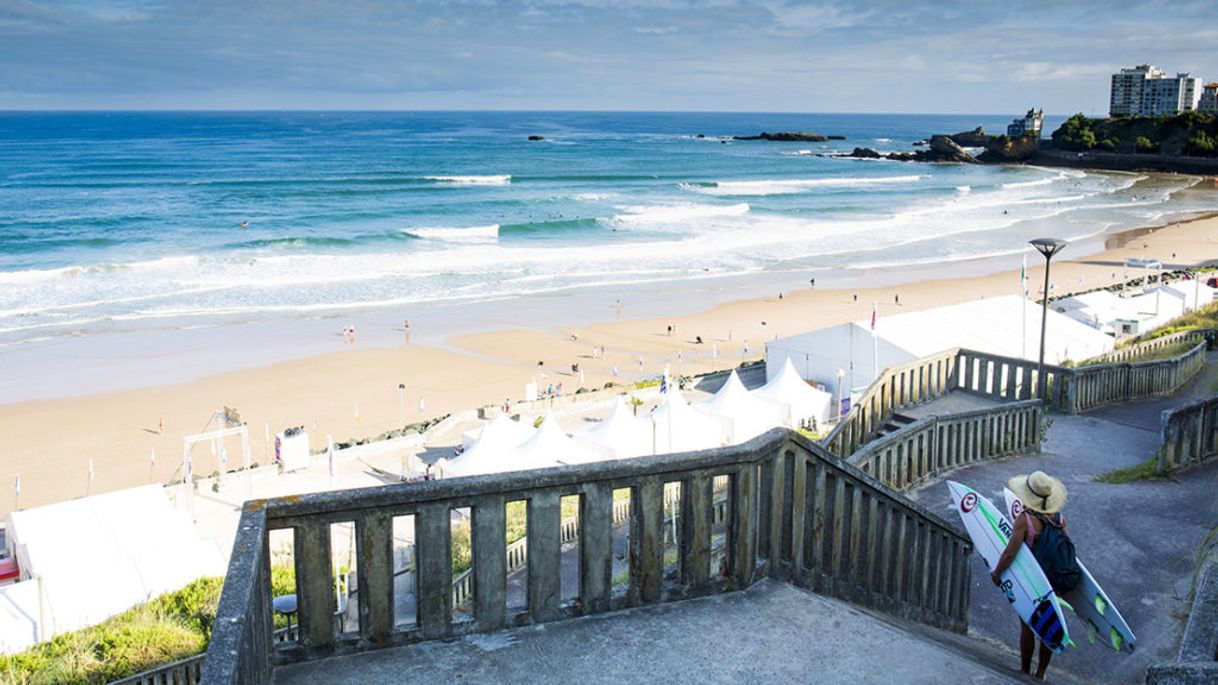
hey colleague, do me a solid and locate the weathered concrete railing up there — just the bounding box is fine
[955,343,1205,415]
[848,400,1042,490]
[110,654,205,685]
[823,349,959,458]
[1146,557,1218,684]
[201,431,971,684]
[1159,394,1218,474]
[1093,329,1210,364]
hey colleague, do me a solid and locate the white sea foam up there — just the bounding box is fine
[423,175,511,185]
[956,186,971,194]
[401,225,500,243]
[683,175,923,196]
[609,202,751,224]
[874,138,893,143]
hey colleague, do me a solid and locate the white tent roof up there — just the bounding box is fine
[698,371,788,444]
[511,414,604,468]
[574,398,653,459]
[443,423,536,478]
[648,388,724,454]
[461,413,534,450]
[851,295,1112,363]
[1,484,226,654]
[752,357,833,426]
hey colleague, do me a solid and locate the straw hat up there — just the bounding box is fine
[1008,471,1067,514]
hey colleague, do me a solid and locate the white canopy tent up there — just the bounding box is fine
[574,398,653,459]
[647,388,725,454]
[751,358,833,428]
[510,414,605,468]
[443,423,537,478]
[461,414,535,450]
[697,371,788,444]
[765,295,1115,398]
[0,485,226,654]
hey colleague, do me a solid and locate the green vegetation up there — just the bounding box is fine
[1094,455,1170,484]
[1129,301,1218,344]
[0,569,299,685]
[1050,111,1218,157]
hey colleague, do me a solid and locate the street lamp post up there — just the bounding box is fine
[1030,238,1066,400]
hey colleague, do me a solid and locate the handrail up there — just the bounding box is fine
[1091,329,1210,364]
[1147,556,1218,683]
[848,400,1042,491]
[201,430,972,684]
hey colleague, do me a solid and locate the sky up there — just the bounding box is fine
[1,0,1216,113]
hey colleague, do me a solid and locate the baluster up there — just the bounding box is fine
[730,465,758,588]
[680,473,712,591]
[634,479,665,603]
[356,512,393,645]
[580,482,614,612]
[528,491,562,619]
[473,495,508,630]
[790,458,808,574]
[416,502,452,639]
[294,520,337,652]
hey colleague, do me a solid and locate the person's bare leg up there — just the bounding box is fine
[1019,621,1034,674]
[1034,640,1053,680]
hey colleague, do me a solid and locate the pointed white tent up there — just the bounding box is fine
[461,413,535,450]
[697,370,788,444]
[575,397,653,459]
[648,388,725,454]
[444,423,537,478]
[752,357,833,427]
[510,414,604,468]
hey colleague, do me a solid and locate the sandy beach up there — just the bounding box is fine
[2,211,1218,516]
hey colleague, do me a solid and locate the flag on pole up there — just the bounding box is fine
[870,302,877,330]
[418,397,426,413]
[14,475,20,498]
[1020,254,1028,295]
[88,458,94,482]
[150,448,157,468]
[327,434,335,477]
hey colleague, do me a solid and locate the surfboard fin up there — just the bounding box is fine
[1057,597,1073,613]
[1065,637,1077,649]
[1094,594,1108,616]
[1110,628,1122,652]
[1086,622,1098,645]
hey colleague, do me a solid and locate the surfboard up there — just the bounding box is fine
[947,480,1070,653]
[1003,487,1136,653]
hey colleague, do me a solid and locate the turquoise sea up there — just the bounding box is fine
[0,111,1214,397]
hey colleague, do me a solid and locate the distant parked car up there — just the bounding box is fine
[1207,276,1218,288]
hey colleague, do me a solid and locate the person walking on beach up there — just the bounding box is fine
[990,471,1079,682]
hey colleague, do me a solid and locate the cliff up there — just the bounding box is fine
[1050,112,1218,157]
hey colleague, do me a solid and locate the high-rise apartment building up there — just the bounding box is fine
[1109,65,1202,116]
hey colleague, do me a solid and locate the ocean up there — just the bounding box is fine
[0,111,1213,398]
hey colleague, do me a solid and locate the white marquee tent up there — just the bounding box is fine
[765,295,1115,398]
[0,485,226,654]
[510,415,605,468]
[461,414,535,450]
[648,388,725,454]
[574,398,653,459]
[443,423,536,478]
[697,370,788,444]
[751,358,833,428]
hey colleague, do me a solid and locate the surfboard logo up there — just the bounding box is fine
[960,492,978,513]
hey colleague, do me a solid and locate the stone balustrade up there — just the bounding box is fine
[200,431,971,685]
[1159,393,1218,474]
[847,400,1042,491]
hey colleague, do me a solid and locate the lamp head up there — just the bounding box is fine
[1029,237,1066,260]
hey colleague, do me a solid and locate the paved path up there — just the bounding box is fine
[907,376,1218,684]
[277,579,1085,685]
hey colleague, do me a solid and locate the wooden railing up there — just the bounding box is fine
[109,654,205,685]
[848,401,1042,491]
[200,431,972,684]
[1092,329,1210,364]
[823,349,960,458]
[1159,394,1218,474]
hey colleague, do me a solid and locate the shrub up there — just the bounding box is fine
[1099,137,1118,151]
[1135,136,1157,153]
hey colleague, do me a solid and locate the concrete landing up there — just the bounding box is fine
[275,580,1060,685]
[908,411,1218,684]
[901,390,1007,419]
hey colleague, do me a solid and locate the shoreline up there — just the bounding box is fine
[2,209,1218,515]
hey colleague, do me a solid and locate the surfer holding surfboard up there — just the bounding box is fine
[991,471,1076,681]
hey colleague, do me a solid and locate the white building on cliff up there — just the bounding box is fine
[1110,64,1202,116]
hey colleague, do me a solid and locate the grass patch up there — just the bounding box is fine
[1094,455,1171,484]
